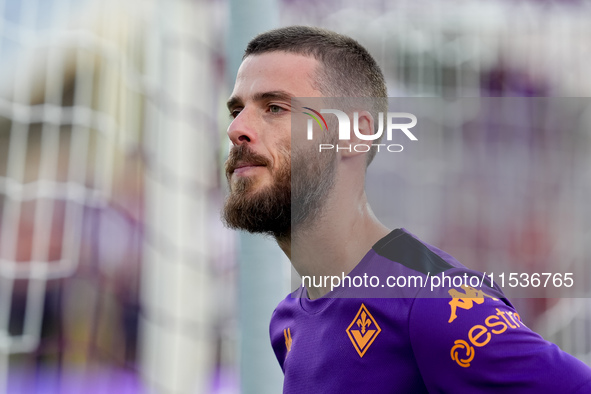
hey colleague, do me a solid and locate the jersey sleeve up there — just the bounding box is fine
[408,281,591,393]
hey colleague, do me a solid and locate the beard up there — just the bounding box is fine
[222,144,291,238]
[222,139,336,239]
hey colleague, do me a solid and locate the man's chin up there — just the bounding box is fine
[229,174,272,194]
[228,184,267,200]
[222,187,291,238]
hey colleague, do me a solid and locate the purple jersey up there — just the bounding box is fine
[270,229,591,393]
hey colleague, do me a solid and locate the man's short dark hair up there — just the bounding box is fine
[244,26,388,165]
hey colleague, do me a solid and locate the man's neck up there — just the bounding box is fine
[278,188,390,300]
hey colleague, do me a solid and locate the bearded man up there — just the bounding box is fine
[222,26,591,393]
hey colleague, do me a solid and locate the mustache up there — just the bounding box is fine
[225,145,272,177]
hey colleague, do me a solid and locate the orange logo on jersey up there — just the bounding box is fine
[284,328,292,353]
[346,304,381,358]
[450,308,523,368]
[448,285,499,323]
[450,339,474,367]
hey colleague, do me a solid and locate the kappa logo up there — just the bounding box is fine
[346,304,381,358]
[448,285,499,323]
[284,327,292,353]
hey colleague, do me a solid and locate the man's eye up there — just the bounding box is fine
[230,109,241,119]
[269,105,283,113]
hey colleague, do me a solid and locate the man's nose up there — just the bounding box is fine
[227,108,258,146]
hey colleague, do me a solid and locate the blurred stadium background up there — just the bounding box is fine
[0,0,589,393]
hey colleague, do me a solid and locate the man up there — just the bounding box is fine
[223,26,591,393]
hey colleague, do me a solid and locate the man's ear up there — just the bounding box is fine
[339,110,374,158]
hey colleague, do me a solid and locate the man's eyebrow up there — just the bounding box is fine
[226,90,296,111]
[253,90,293,103]
[226,96,242,111]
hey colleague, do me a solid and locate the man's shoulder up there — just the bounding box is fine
[406,279,591,392]
[340,228,500,299]
[372,228,467,274]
